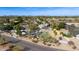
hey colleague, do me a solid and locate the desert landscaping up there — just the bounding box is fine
[0,16,79,51]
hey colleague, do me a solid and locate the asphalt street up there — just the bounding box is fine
[2,35,65,51]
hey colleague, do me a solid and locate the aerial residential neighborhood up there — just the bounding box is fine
[0,7,79,51]
[0,16,79,51]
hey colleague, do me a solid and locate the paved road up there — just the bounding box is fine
[2,35,65,51]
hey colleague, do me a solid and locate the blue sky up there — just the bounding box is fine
[0,7,79,16]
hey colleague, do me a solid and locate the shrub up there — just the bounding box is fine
[0,37,8,45]
[68,41,75,46]
[39,32,53,43]
[51,38,58,43]
[72,45,77,49]
[32,39,38,43]
[58,22,66,29]
[53,30,57,35]
[60,32,72,37]
[14,24,22,35]
[51,22,66,30]
[47,43,51,46]
[59,37,62,40]
[43,41,47,45]
[11,45,24,51]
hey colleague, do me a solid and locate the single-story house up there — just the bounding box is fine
[38,23,50,29]
[65,23,79,36]
[76,34,79,39]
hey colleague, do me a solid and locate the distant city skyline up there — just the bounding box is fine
[0,7,79,16]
